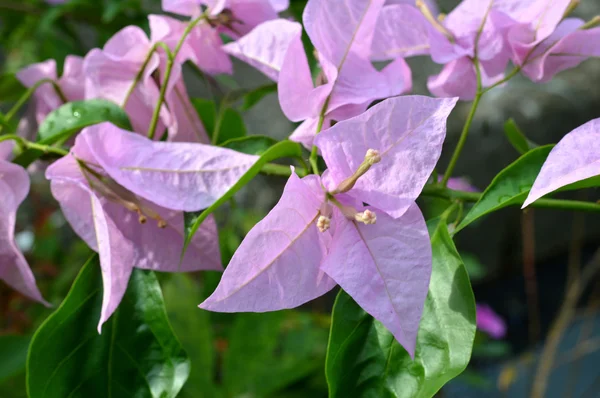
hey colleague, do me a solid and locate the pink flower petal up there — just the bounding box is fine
[200,172,336,312]
[303,0,384,66]
[149,15,233,76]
[0,141,14,160]
[47,159,135,331]
[165,78,210,143]
[224,19,302,81]
[278,32,332,121]
[162,0,200,16]
[516,19,600,83]
[17,59,60,123]
[371,4,431,60]
[315,95,457,219]
[81,123,259,212]
[524,118,600,207]
[322,203,431,357]
[476,304,506,339]
[0,160,48,305]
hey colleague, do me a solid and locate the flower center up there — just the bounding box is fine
[78,161,167,228]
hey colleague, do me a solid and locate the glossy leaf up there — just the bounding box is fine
[0,335,30,383]
[220,135,279,155]
[183,140,303,255]
[325,221,476,398]
[455,145,554,233]
[37,99,132,143]
[0,73,26,104]
[503,118,536,154]
[27,256,190,398]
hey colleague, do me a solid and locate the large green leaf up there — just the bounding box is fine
[27,256,190,398]
[325,220,476,398]
[455,145,554,232]
[224,312,327,397]
[38,98,132,143]
[162,274,219,398]
[0,335,30,383]
[183,140,303,254]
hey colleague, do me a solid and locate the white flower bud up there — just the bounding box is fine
[365,149,382,165]
[317,215,331,232]
[355,209,377,225]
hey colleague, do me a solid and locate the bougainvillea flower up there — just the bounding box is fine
[476,304,506,339]
[437,176,479,192]
[223,19,301,81]
[524,118,600,208]
[84,24,207,143]
[149,14,232,76]
[509,17,600,83]
[0,143,48,305]
[17,55,84,124]
[372,0,577,99]
[162,0,289,37]
[46,123,259,330]
[200,95,457,356]
[277,0,412,148]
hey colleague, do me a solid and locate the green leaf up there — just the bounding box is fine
[27,256,190,398]
[0,73,26,104]
[224,312,327,397]
[325,221,476,398]
[38,99,132,143]
[241,84,277,110]
[220,135,279,155]
[0,335,30,383]
[192,98,247,144]
[192,98,217,133]
[162,274,219,398]
[228,83,277,111]
[455,145,554,232]
[183,140,303,255]
[503,118,537,154]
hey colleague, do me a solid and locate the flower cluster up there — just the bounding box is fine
[2,0,600,360]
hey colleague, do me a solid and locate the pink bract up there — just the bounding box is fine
[0,150,48,306]
[201,95,457,357]
[45,123,260,330]
[524,118,600,208]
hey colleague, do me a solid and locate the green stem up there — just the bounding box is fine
[421,185,600,213]
[481,66,521,95]
[212,94,230,145]
[440,59,483,187]
[123,42,172,108]
[308,98,330,175]
[0,78,67,134]
[260,163,307,178]
[147,14,207,139]
[0,134,67,156]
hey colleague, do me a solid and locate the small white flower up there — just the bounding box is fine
[355,209,377,225]
[317,215,331,232]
